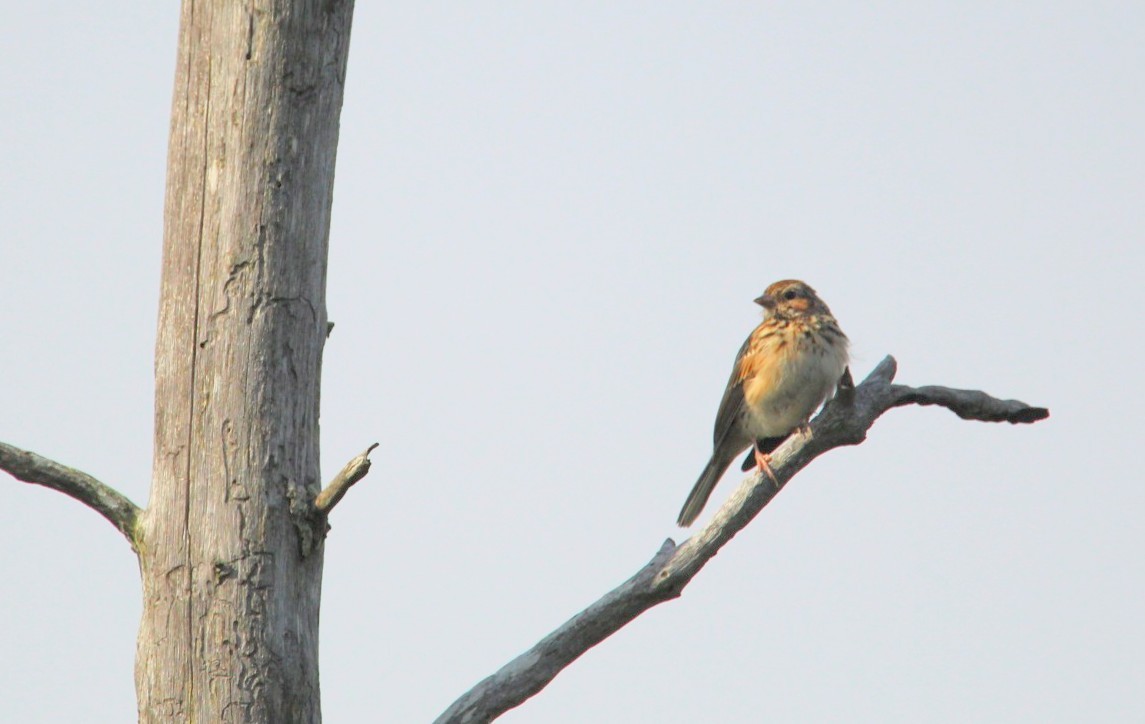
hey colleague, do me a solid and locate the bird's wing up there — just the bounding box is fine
[711,331,755,449]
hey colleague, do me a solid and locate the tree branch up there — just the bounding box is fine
[314,442,379,514]
[435,356,1049,723]
[0,441,142,549]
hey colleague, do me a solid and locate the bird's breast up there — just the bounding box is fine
[739,330,847,437]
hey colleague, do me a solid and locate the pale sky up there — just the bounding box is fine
[2,3,1142,722]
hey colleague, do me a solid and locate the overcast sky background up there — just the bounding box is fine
[2,3,1142,722]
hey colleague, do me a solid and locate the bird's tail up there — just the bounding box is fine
[677,452,736,527]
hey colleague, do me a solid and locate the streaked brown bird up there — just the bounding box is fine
[677,280,849,527]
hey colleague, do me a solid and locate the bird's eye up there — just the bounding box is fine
[783,289,798,301]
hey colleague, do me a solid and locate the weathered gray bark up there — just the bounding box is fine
[134,1,354,721]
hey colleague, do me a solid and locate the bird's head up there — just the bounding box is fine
[754,279,830,317]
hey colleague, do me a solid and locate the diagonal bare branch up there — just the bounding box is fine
[434,356,1049,723]
[0,441,142,550]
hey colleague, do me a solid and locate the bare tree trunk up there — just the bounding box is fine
[135,1,354,720]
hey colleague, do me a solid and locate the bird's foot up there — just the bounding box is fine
[753,446,779,486]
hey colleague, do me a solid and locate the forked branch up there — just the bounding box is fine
[435,356,1049,723]
[0,441,141,549]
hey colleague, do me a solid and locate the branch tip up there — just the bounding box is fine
[1011,406,1049,424]
[314,442,379,514]
[869,355,898,383]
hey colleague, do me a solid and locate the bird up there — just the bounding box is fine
[677,280,849,527]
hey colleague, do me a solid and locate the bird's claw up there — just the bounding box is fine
[753,447,780,486]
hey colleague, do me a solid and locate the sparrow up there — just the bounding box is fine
[677,280,849,527]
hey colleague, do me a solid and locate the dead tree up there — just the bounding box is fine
[2,0,359,720]
[0,1,1048,722]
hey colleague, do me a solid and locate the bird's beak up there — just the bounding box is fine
[754,294,775,309]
